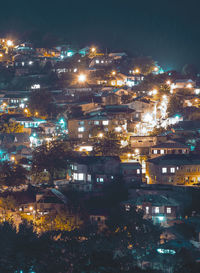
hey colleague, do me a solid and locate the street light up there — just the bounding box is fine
[78,74,86,83]
[135,68,140,74]
[6,40,13,47]
[98,133,104,138]
[111,71,116,76]
[91,47,96,53]
[166,80,171,85]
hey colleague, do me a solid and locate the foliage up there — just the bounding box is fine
[0,162,27,187]
[0,121,24,133]
[148,126,167,136]
[28,89,57,117]
[32,140,74,184]
[132,56,156,75]
[182,64,198,78]
[167,95,184,117]
[0,196,17,211]
[121,94,133,104]
[92,131,122,156]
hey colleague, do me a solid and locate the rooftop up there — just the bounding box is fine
[148,154,200,166]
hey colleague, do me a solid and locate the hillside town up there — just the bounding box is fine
[0,38,200,272]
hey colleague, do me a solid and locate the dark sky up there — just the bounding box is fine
[1,0,200,70]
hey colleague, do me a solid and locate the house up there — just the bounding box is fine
[129,135,168,155]
[171,79,196,90]
[70,156,121,191]
[15,117,46,128]
[67,113,128,141]
[20,189,68,214]
[122,194,179,225]
[146,154,200,185]
[127,98,157,122]
[0,133,30,149]
[39,122,57,135]
[120,161,142,184]
[101,93,121,105]
[89,209,108,230]
[150,140,190,158]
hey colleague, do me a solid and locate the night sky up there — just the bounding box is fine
[1,0,200,70]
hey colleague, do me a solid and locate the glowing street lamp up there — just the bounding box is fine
[98,133,104,138]
[7,40,13,47]
[135,68,140,74]
[112,71,116,76]
[78,74,86,83]
[152,89,157,95]
[187,83,192,88]
[11,156,15,162]
[91,47,96,53]
[166,80,171,85]
[154,67,159,72]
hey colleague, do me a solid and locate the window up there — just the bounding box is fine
[87,174,91,182]
[78,173,84,180]
[170,167,175,173]
[137,169,140,174]
[73,173,78,180]
[96,60,99,64]
[94,121,99,125]
[97,177,104,183]
[160,150,165,154]
[153,150,157,154]
[167,207,171,214]
[78,134,83,138]
[162,167,167,174]
[125,205,130,211]
[155,207,159,213]
[146,207,149,214]
[102,120,109,125]
[78,127,84,132]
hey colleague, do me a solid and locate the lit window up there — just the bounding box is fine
[146,207,149,214]
[161,150,165,154]
[153,150,157,154]
[125,205,130,211]
[99,178,104,183]
[94,121,100,125]
[78,134,83,138]
[170,167,175,173]
[73,173,78,180]
[166,207,171,214]
[87,174,91,182]
[96,60,99,64]
[78,127,84,132]
[155,207,159,213]
[102,120,109,125]
[162,167,167,174]
[78,173,84,180]
[137,169,140,174]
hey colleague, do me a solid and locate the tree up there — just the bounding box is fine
[132,56,156,75]
[28,89,57,117]
[92,131,122,156]
[32,140,74,184]
[167,95,184,117]
[182,64,198,78]
[0,121,24,133]
[0,162,27,187]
